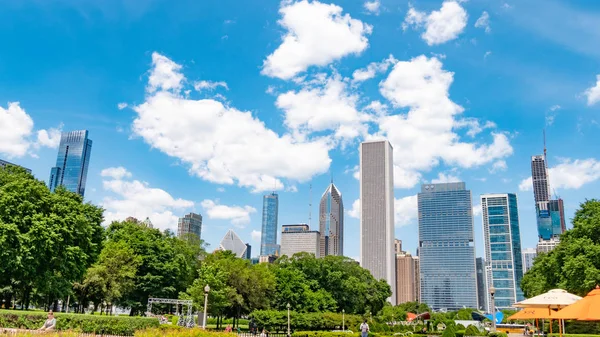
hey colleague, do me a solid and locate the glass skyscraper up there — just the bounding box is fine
[178,213,203,242]
[48,130,93,197]
[481,193,524,310]
[319,182,344,257]
[530,154,566,240]
[260,192,279,256]
[418,182,477,310]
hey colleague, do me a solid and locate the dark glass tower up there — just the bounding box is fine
[48,130,93,197]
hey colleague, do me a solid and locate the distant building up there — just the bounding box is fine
[245,244,252,260]
[394,239,403,254]
[360,140,396,305]
[481,193,524,309]
[0,159,31,174]
[177,213,202,242]
[125,216,140,223]
[259,255,277,264]
[418,182,477,310]
[522,248,537,274]
[414,256,420,303]
[476,257,487,311]
[537,237,560,254]
[219,229,248,258]
[261,192,279,256]
[319,182,344,257]
[280,224,320,257]
[141,217,153,228]
[48,130,93,197]
[396,251,417,304]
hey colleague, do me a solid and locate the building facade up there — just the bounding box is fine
[476,257,487,311]
[49,130,93,197]
[177,213,202,242]
[280,224,320,257]
[414,256,420,303]
[530,155,566,243]
[260,192,279,256]
[531,155,550,204]
[522,248,537,274]
[360,140,396,305]
[536,238,560,254]
[418,182,477,310]
[481,193,525,310]
[219,229,249,258]
[319,183,344,257]
[396,252,417,304]
[0,159,31,174]
[245,244,252,260]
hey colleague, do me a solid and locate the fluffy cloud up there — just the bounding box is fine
[35,127,62,149]
[262,0,372,79]
[583,75,600,106]
[472,204,482,217]
[364,1,380,15]
[403,1,468,46]
[132,52,331,192]
[200,199,257,227]
[352,55,397,83]
[475,11,491,33]
[118,102,128,110]
[519,158,600,191]
[194,80,229,91]
[490,160,508,173]
[348,199,361,219]
[251,230,262,242]
[101,167,194,231]
[348,195,418,227]
[377,55,513,188]
[431,172,461,183]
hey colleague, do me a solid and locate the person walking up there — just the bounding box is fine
[39,311,56,332]
[360,320,369,337]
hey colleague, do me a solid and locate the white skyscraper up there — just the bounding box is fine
[522,248,537,273]
[360,140,396,305]
[280,224,320,258]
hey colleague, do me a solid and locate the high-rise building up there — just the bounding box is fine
[476,258,487,311]
[319,182,344,257]
[531,155,550,204]
[360,140,396,305]
[261,192,279,256]
[418,182,477,310]
[178,213,202,242]
[536,237,560,254]
[280,224,320,257]
[48,130,93,197]
[530,153,566,243]
[394,239,403,254]
[0,159,31,174]
[481,193,525,309]
[219,229,249,258]
[396,252,417,304]
[414,256,420,303]
[245,244,252,260]
[522,248,537,274]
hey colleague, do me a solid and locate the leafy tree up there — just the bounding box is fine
[396,301,430,314]
[521,200,600,297]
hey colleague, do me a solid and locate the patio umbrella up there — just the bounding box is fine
[514,289,581,336]
[508,308,558,320]
[554,285,600,320]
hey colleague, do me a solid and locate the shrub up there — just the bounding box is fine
[291,332,367,337]
[441,325,455,337]
[0,309,159,335]
[134,328,237,337]
[464,325,481,336]
[487,333,507,337]
[251,311,363,332]
[456,324,465,331]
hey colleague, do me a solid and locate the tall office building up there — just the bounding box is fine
[0,159,31,174]
[219,229,249,258]
[48,130,93,197]
[396,252,417,304]
[260,192,279,256]
[530,153,566,242]
[245,244,252,260]
[475,257,487,311]
[360,140,396,305]
[536,238,560,254]
[522,248,537,274]
[178,213,202,242]
[319,182,344,257]
[481,193,525,309]
[418,182,477,310]
[531,155,550,204]
[280,224,320,257]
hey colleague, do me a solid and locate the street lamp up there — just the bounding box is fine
[342,309,345,331]
[287,303,291,337]
[202,285,210,329]
[489,287,496,333]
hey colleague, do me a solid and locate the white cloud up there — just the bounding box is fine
[101,167,194,231]
[519,158,600,191]
[194,80,229,91]
[583,75,600,106]
[546,105,561,126]
[377,55,513,188]
[490,160,508,173]
[475,11,491,33]
[364,0,380,15]
[118,102,128,110]
[35,126,62,149]
[348,199,361,219]
[101,166,133,180]
[472,204,482,217]
[455,118,496,137]
[403,1,468,46]
[200,199,257,227]
[431,172,461,183]
[352,55,397,83]
[348,196,418,227]
[484,51,492,59]
[251,229,261,242]
[132,52,332,193]
[217,187,226,192]
[262,0,372,79]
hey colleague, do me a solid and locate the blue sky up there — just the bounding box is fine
[1,0,599,260]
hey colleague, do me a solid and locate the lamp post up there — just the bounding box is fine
[342,309,345,331]
[202,285,210,329]
[489,287,496,333]
[287,303,291,337]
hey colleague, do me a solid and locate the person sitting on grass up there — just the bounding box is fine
[39,311,56,332]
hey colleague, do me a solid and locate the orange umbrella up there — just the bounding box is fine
[554,285,600,320]
[508,307,558,320]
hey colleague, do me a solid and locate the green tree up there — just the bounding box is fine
[521,200,600,297]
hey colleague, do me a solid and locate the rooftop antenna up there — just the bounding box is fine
[308,183,312,228]
[544,128,552,200]
[543,128,547,162]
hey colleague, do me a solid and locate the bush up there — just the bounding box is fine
[291,332,367,337]
[487,333,507,337]
[251,311,364,332]
[441,325,455,337]
[135,328,237,337]
[0,309,159,335]
[464,325,481,336]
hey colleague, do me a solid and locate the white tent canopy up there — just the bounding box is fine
[515,289,582,308]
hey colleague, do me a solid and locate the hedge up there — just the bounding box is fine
[0,310,159,335]
[135,328,237,337]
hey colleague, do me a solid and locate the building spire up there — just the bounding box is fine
[308,183,312,228]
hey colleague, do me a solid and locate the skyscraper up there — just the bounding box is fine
[49,130,93,197]
[481,193,525,310]
[522,248,537,274]
[531,155,550,204]
[418,182,477,310]
[260,192,279,256]
[360,140,396,305]
[219,229,248,258]
[396,251,417,304]
[0,159,31,174]
[530,150,566,241]
[319,182,344,257]
[280,224,320,257]
[178,213,202,242]
[476,257,487,311]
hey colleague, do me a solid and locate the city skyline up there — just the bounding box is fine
[2,0,600,263]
